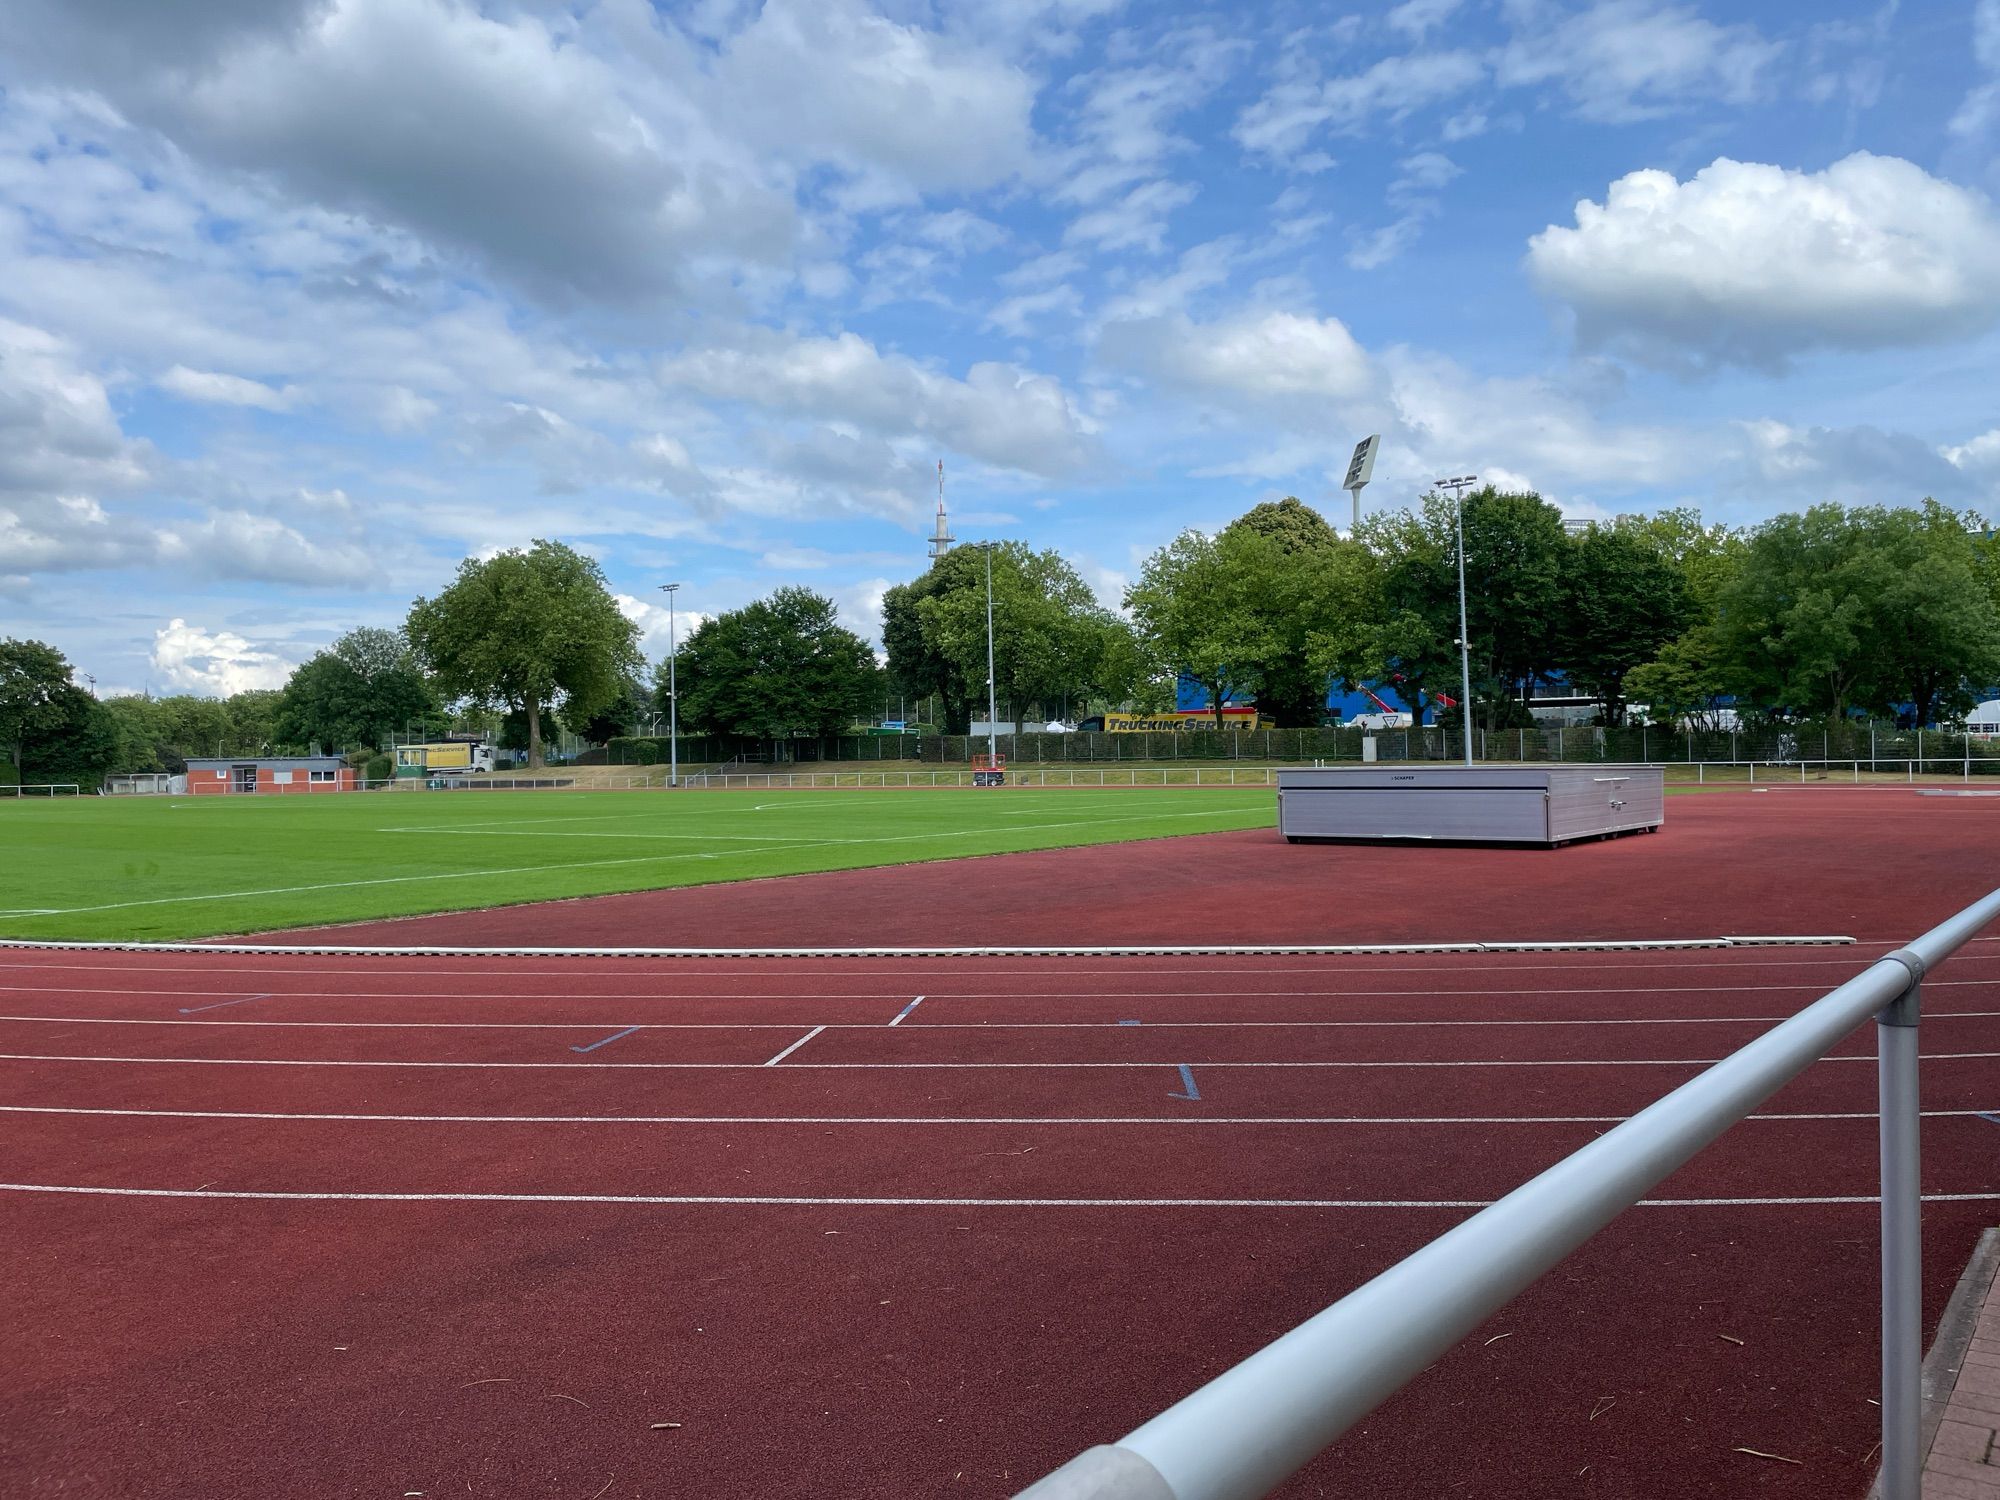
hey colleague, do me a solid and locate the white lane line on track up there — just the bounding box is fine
[6,1182,1999,1209]
[762,1026,825,1066]
[8,1010,2000,1032]
[0,950,1982,981]
[18,979,1985,1002]
[6,1050,1996,1069]
[8,1104,1994,1126]
[0,940,1856,964]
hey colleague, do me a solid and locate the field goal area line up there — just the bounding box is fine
[0,935,1856,959]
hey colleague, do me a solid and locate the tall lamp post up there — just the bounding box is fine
[984,543,999,768]
[659,583,680,787]
[1436,475,1479,768]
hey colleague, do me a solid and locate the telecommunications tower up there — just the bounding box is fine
[928,459,955,561]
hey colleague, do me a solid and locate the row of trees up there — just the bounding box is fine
[9,495,1999,791]
[1124,494,2000,732]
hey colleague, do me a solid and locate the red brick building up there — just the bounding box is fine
[182,757,358,794]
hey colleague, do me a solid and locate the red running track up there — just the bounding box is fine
[257,786,2000,950]
[6,939,2000,1498]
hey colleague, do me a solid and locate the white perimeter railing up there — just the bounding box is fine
[60,761,2000,797]
[1016,886,2000,1500]
[0,783,80,798]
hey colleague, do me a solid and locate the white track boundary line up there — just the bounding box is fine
[8,1104,1993,1126]
[0,950,1979,981]
[20,979,1951,1003]
[0,936,1857,958]
[7,1010,2000,1032]
[6,1182,1998,1209]
[5,1050,1995,1070]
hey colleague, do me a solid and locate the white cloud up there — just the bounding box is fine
[1945,428,2000,474]
[1527,153,2000,368]
[1062,178,1198,253]
[1387,0,1466,40]
[159,365,300,411]
[0,318,152,503]
[1098,309,1375,412]
[657,331,1097,478]
[986,284,1085,337]
[1234,50,1483,160]
[830,576,894,643]
[1952,1,2000,142]
[150,617,297,695]
[1495,1,1780,124]
[715,0,1037,197]
[1734,419,1979,504]
[614,592,706,659]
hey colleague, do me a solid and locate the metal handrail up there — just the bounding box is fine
[1019,887,2000,1500]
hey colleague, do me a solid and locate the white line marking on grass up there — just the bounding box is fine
[0,844,844,919]
[6,1050,1997,1070]
[384,808,1249,846]
[0,808,1256,923]
[9,1105,1993,1126]
[4,1182,1998,1210]
[763,1026,825,1065]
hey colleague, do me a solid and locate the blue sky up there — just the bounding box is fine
[2,0,1997,696]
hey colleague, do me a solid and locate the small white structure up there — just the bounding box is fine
[1968,700,2000,739]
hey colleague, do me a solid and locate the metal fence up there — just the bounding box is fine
[1017,887,2000,1500]
[0,783,81,798]
[918,724,2000,770]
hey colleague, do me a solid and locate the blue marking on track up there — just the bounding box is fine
[1979,1112,2000,1127]
[571,1025,642,1054]
[1169,1064,1201,1101]
[890,996,926,1026]
[1118,1019,1140,1026]
[178,994,268,1016]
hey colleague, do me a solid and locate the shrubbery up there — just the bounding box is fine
[363,753,393,784]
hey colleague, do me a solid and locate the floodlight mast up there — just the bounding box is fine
[985,543,999,768]
[659,583,680,787]
[1435,476,1479,768]
[1342,434,1380,534]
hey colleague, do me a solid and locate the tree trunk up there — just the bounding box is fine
[526,691,543,769]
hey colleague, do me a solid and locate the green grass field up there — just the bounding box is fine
[0,787,1277,943]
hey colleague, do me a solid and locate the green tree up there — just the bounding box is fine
[0,639,75,774]
[886,543,1125,731]
[1859,502,2000,727]
[275,627,438,752]
[1124,529,1276,728]
[1356,487,1567,732]
[407,540,640,768]
[1626,629,1733,730]
[1219,497,1373,726]
[226,689,286,754]
[0,639,120,787]
[1711,505,1882,721]
[667,587,879,740]
[1558,526,1693,725]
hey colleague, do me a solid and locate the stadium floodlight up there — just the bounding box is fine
[1435,476,1479,767]
[1342,435,1380,533]
[660,583,681,787]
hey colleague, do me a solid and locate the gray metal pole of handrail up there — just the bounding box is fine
[1017,886,2000,1500]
